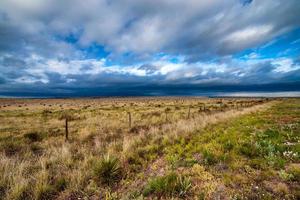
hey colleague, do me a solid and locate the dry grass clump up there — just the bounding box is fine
[0,154,30,200]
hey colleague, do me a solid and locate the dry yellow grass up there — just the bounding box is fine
[0,97,273,199]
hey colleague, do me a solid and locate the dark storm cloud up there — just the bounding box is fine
[0,76,6,85]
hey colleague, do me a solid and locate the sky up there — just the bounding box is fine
[0,0,300,97]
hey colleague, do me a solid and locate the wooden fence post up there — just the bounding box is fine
[65,118,69,141]
[128,112,132,128]
[187,106,191,119]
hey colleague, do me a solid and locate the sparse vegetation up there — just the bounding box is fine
[0,97,299,199]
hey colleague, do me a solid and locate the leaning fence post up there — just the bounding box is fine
[65,117,69,141]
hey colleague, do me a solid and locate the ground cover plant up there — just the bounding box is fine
[0,97,299,199]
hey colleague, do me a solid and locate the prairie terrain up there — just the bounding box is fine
[0,97,299,199]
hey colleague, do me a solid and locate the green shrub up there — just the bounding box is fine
[256,140,277,157]
[143,172,191,197]
[262,129,280,139]
[93,155,122,186]
[279,170,293,181]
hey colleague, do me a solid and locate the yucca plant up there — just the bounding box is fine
[176,175,192,197]
[93,155,122,186]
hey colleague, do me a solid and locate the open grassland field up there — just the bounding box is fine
[0,97,299,200]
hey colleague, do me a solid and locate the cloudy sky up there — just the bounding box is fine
[0,0,300,97]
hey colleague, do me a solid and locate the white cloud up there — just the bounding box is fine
[272,58,300,73]
[225,25,273,43]
[222,25,274,53]
[1,0,299,60]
